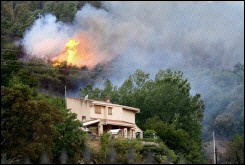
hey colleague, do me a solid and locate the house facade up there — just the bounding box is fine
[66,97,143,139]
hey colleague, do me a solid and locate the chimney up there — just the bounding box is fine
[105,96,110,103]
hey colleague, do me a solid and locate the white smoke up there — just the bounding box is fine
[99,1,244,69]
[21,2,243,71]
[99,1,243,84]
[20,1,243,85]
[19,1,244,139]
[21,14,73,59]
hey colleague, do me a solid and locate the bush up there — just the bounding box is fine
[143,129,157,139]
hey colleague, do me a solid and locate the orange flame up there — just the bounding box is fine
[52,39,80,67]
[51,34,100,68]
[66,39,79,64]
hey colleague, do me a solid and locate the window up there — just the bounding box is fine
[108,107,112,115]
[95,106,101,114]
[82,116,86,122]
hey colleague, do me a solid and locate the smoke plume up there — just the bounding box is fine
[20,1,244,138]
[20,1,243,89]
[21,14,72,59]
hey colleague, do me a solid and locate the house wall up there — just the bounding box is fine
[66,98,91,121]
[90,105,106,119]
[135,125,143,138]
[91,106,136,124]
[67,97,143,139]
[67,98,139,134]
[106,106,122,120]
[121,109,135,124]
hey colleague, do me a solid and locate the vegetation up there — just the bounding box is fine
[1,1,105,96]
[1,79,86,163]
[1,1,101,38]
[143,129,157,138]
[1,51,89,163]
[79,69,206,163]
[201,64,244,139]
[224,134,244,164]
[87,133,177,164]
[1,54,107,97]
[1,1,243,163]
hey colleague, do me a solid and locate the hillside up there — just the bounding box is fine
[1,1,244,164]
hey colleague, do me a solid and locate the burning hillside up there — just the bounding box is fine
[51,35,98,68]
[20,2,243,74]
[52,39,79,66]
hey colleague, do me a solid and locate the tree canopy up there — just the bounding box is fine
[79,69,206,163]
[1,80,86,163]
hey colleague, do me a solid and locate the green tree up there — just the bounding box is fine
[79,68,205,163]
[143,129,156,139]
[202,64,244,139]
[224,134,244,164]
[9,68,38,88]
[117,76,135,105]
[43,1,78,22]
[145,117,190,155]
[1,1,35,37]
[1,50,22,86]
[112,139,143,164]
[100,132,111,163]
[53,108,86,163]
[101,79,113,98]
[1,83,63,163]
[141,142,177,164]
[1,81,86,163]
[79,84,94,98]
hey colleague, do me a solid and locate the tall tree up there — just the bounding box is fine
[1,81,86,163]
[224,134,244,164]
[79,68,205,163]
[43,1,78,22]
[1,83,63,163]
